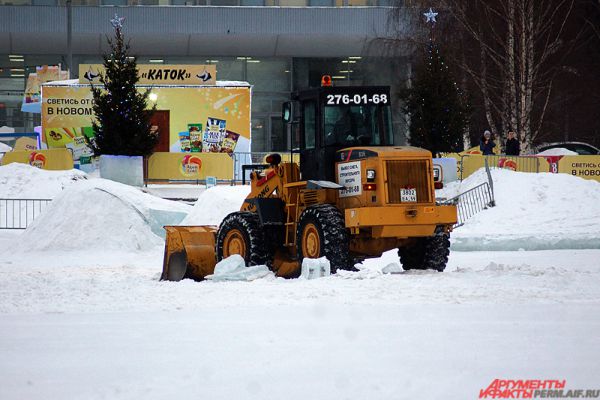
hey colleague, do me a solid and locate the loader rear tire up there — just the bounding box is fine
[399,229,450,272]
[296,204,349,274]
[217,212,269,266]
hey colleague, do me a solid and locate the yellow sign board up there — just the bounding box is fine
[457,154,600,182]
[1,149,73,170]
[558,155,600,182]
[41,85,95,149]
[147,152,233,180]
[13,137,38,151]
[78,64,217,86]
[41,84,251,154]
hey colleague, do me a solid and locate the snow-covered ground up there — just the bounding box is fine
[0,164,599,399]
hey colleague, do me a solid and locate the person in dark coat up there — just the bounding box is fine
[505,130,520,156]
[479,130,496,155]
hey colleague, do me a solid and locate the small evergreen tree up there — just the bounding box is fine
[90,14,157,157]
[402,39,470,156]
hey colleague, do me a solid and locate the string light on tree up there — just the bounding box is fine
[89,13,157,157]
[400,7,470,156]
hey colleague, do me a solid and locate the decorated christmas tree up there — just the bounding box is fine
[402,9,469,156]
[89,14,157,157]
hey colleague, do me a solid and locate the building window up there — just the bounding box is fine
[210,0,238,5]
[246,58,290,92]
[303,101,316,150]
[209,58,244,81]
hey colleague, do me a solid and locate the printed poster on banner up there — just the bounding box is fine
[65,136,93,161]
[178,131,191,152]
[220,131,240,154]
[188,124,202,152]
[337,161,362,198]
[42,85,251,155]
[203,118,226,153]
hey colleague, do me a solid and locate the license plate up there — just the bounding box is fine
[401,188,417,202]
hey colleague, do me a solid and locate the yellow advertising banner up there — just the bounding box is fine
[41,84,251,155]
[457,154,600,182]
[460,155,485,179]
[460,155,543,179]
[1,149,73,170]
[41,85,95,149]
[558,155,600,182]
[147,152,233,180]
[13,137,38,151]
[78,64,217,86]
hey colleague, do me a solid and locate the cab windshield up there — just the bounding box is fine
[324,105,394,147]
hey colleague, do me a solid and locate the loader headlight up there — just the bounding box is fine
[366,169,376,182]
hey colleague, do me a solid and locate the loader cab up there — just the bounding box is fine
[283,85,395,182]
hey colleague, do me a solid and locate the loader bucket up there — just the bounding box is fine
[161,225,218,281]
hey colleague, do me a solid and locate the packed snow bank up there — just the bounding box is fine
[8,179,191,254]
[0,163,87,198]
[537,147,578,156]
[181,185,251,225]
[449,169,600,250]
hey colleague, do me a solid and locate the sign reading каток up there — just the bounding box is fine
[78,64,216,86]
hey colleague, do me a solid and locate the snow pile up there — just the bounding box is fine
[205,254,273,281]
[181,185,251,225]
[0,163,87,198]
[9,179,191,254]
[537,148,578,156]
[337,249,403,279]
[451,168,600,250]
[0,142,11,160]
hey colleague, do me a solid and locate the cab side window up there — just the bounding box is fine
[303,101,316,150]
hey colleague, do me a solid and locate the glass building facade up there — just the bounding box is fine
[0,4,412,150]
[0,0,396,5]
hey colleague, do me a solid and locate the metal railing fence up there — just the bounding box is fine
[442,182,495,228]
[231,151,300,183]
[0,198,52,229]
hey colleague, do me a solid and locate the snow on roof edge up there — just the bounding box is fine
[42,79,252,88]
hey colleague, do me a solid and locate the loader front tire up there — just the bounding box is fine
[217,212,269,266]
[296,204,349,274]
[399,229,450,272]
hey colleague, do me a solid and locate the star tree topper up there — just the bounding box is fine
[110,13,126,30]
[424,8,438,24]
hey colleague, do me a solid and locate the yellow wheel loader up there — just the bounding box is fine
[161,84,457,281]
